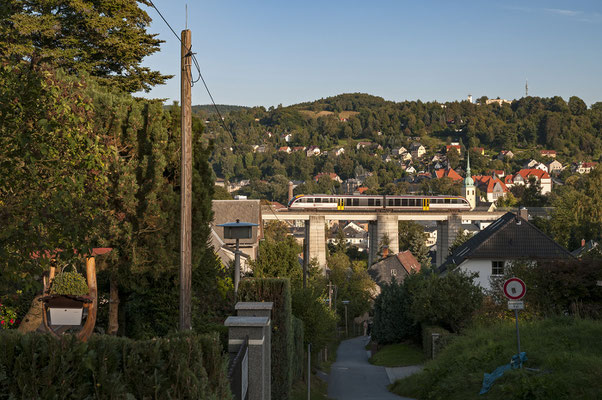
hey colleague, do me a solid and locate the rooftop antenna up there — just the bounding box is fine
[185,4,188,29]
[525,79,528,97]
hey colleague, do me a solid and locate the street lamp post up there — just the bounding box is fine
[342,300,350,337]
[217,219,258,299]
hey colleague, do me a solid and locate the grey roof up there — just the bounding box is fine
[212,200,262,245]
[440,212,574,272]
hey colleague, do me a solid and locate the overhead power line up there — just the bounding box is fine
[147,0,235,140]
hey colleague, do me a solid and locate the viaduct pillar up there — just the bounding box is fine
[307,215,327,270]
[376,214,399,255]
[436,214,462,267]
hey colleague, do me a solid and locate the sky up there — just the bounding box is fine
[137,0,602,108]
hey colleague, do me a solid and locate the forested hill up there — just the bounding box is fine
[207,93,602,202]
[192,104,249,115]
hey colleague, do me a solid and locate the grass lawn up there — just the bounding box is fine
[390,317,602,400]
[290,374,331,400]
[369,342,425,367]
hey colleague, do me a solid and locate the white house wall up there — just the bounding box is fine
[459,259,497,291]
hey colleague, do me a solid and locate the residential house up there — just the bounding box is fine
[283,133,292,142]
[573,162,598,174]
[292,146,306,152]
[489,170,505,178]
[383,154,393,163]
[278,146,292,153]
[434,167,463,182]
[498,150,514,160]
[342,178,362,194]
[445,144,461,154]
[405,165,416,174]
[472,175,509,202]
[510,169,552,195]
[424,226,438,247]
[211,199,263,272]
[392,147,408,156]
[440,209,574,290]
[540,150,557,158]
[334,147,345,156]
[327,222,368,250]
[255,145,267,153]
[306,146,321,157]
[215,178,226,187]
[401,152,413,161]
[571,240,600,258]
[524,159,539,169]
[314,172,343,183]
[547,160,563,175]
[369,251,421,286]
[356,141,372,150]
[534,162,548,173]
[410,143,426,158]
[228,179,250,193]
[472,147,485,155]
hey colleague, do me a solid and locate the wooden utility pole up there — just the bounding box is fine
[179,29,192,331]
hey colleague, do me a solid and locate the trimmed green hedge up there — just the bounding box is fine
[292,316,305,381]
[0,331,232,399]
[239,278,293,400]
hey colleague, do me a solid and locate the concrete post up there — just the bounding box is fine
[368,221,377,266]
[436,214,462,267]
[308,215,327,270]
[376,214,399,255]
[224,316,270,400]
[235,302,273,400]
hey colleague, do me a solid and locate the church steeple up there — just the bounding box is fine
[462,153,476,210]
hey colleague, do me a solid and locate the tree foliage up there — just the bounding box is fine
[0,0,169,92]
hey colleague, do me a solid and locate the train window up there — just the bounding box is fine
[388,199,393,206]
[315,198,321,203]
[444,198,451,204]
[368,199,374,206]
[409,199,416,206]
[376,200,381,206]
[346,198,352,206]
[395,199,400,206]
[402,199,408,206]
[353,199,359,206]
[307,198,313,203]
[451,199,459,204]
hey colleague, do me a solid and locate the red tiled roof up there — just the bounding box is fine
[314,172,340,181]
[357,186,369,194]
[435,168,463,181]
[473,176,508,193]
[540,150,556,155]
[516,169,551,180]
[396,251,421,274]
[504,175,513,185]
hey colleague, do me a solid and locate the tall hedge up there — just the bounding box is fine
[0,331,232,399]
[238,278,293,400]
[292,316,305,381]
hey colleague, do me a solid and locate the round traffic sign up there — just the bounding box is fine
[503,277,526,300]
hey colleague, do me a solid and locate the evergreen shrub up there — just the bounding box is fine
[239,278,293,400]
[0,331,232,399]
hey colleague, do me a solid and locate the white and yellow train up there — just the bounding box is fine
[287,194,470,211]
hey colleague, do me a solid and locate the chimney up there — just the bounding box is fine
[288,181,294,203]
[581,239,586,247]
[382,246,389,258]
[519,207,528,221]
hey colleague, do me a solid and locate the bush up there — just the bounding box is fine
[49,270,89,296]
[291,316,305,381]
[239,278,293,400]
[371,277,417,345]
[291,286,337,352]
[0,331,232,399]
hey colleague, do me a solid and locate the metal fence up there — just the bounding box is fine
[228,335,249,400]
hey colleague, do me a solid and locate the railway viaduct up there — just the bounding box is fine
[262,209,507,269]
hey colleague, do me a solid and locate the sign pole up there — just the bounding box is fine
[514,309,521,357]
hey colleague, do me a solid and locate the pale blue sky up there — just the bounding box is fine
[137,0,602,107]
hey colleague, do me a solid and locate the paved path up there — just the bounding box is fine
[328,336,417,400]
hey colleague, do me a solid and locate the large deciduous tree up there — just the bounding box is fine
[0,0,169,92]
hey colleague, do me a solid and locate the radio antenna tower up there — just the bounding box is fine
[525,79,528,97]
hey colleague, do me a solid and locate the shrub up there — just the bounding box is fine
[239,278,293,400]
[0,330,232,399]
[371,277,417,344]
[292,316,305,381]
[291,286,337,352]
[0,302,17,330]
[50,270,89,296]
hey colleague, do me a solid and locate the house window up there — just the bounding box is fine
[492,261,504,276]
[391,269,397,276]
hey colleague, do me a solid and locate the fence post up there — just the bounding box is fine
[235,302,273,400]
[431,332,440,359]
[225,316,270,400]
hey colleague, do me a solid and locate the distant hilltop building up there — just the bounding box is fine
[485,97,511,106]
